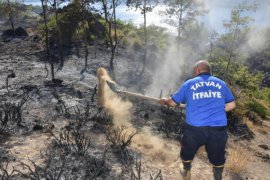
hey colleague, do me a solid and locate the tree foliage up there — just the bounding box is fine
[221,3,257,79]
[127,0,159,75]
[97,0,122,79]
[160,0,206,39]
[205,3,270,124]
[0,0,25,33]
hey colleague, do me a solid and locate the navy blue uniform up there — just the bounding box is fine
[172,72,234,167]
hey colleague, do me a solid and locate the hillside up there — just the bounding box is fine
[0,24,270,180]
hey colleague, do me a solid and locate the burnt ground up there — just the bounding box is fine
[0,27,270,180]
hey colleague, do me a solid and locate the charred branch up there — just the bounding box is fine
[0,162,15,180]
[51,127,93,156]
[0,99,27,127]
[106,126,137,162]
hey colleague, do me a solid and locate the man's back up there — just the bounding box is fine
[172,72,234,127]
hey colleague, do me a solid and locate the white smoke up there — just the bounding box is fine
[244,28,268,54]
[119,0,269,97]
[145,36,186,97]
[145,23,210,97]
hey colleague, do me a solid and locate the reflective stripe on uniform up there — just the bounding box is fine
[211,164,225,168]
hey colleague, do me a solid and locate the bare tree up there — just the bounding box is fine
[208,30,218,61]
[98,0,121,79]
[40,0,55,80]
[73,0,96,75]
[49,0,65,69]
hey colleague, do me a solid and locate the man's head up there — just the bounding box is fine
[193,60,211,76]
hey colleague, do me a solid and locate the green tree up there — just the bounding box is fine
[40,0,55,80]
[49,0,67,69]
[0,0,24,34]
[127,0,158,75]
[222,3,257,79]
[208,30,218,61]
[161,0,205,41]
[72,0,96,74]
[143,25,168,50]
[98,0,121,79]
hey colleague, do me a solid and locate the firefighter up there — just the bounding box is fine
[159,60,236,180]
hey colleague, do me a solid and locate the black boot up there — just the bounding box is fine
[183,161,191,171]
[180,162,191,180]
[213,167,224,180]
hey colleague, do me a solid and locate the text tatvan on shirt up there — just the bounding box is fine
[191,81,222,100]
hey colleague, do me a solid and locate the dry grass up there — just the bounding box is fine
[258,128,268,135]
[245,118,270,135]
[256,123,270,135]
[226,145,250,175]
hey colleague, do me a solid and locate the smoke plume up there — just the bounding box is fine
[97,67,180,166]
[240,28,269,57]
[97,67,133,127]
[145,25,209,98]
[145,36,186,97]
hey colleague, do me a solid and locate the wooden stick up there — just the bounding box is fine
[119,91,185,108]
[121,91,160,102]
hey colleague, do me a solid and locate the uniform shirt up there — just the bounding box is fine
[171,72,234,127]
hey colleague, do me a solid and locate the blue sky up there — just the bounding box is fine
[24,0,270,33]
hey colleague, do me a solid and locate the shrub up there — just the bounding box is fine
[16,153,66,179]
[130,156,163,180]
[246,100,267,119]
[260,88,270,103]
[106,126,137,162]
[51,127,93,156]
[133,41,143,52]
[0,99,26,127]
[106,126,137,153]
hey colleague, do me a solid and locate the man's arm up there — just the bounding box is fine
[160,82,187,107]
[225,101,236,112]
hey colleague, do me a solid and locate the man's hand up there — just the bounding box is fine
[159,98,178,107]
[159,98,167,106]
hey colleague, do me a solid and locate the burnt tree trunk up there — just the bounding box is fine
[102,0,118,80]
[140,0,147,76]
[41,0,54,80]
[53,0,64,69]
[7,0,15,35]
[177,0,183,52]
[224,27,237,80]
